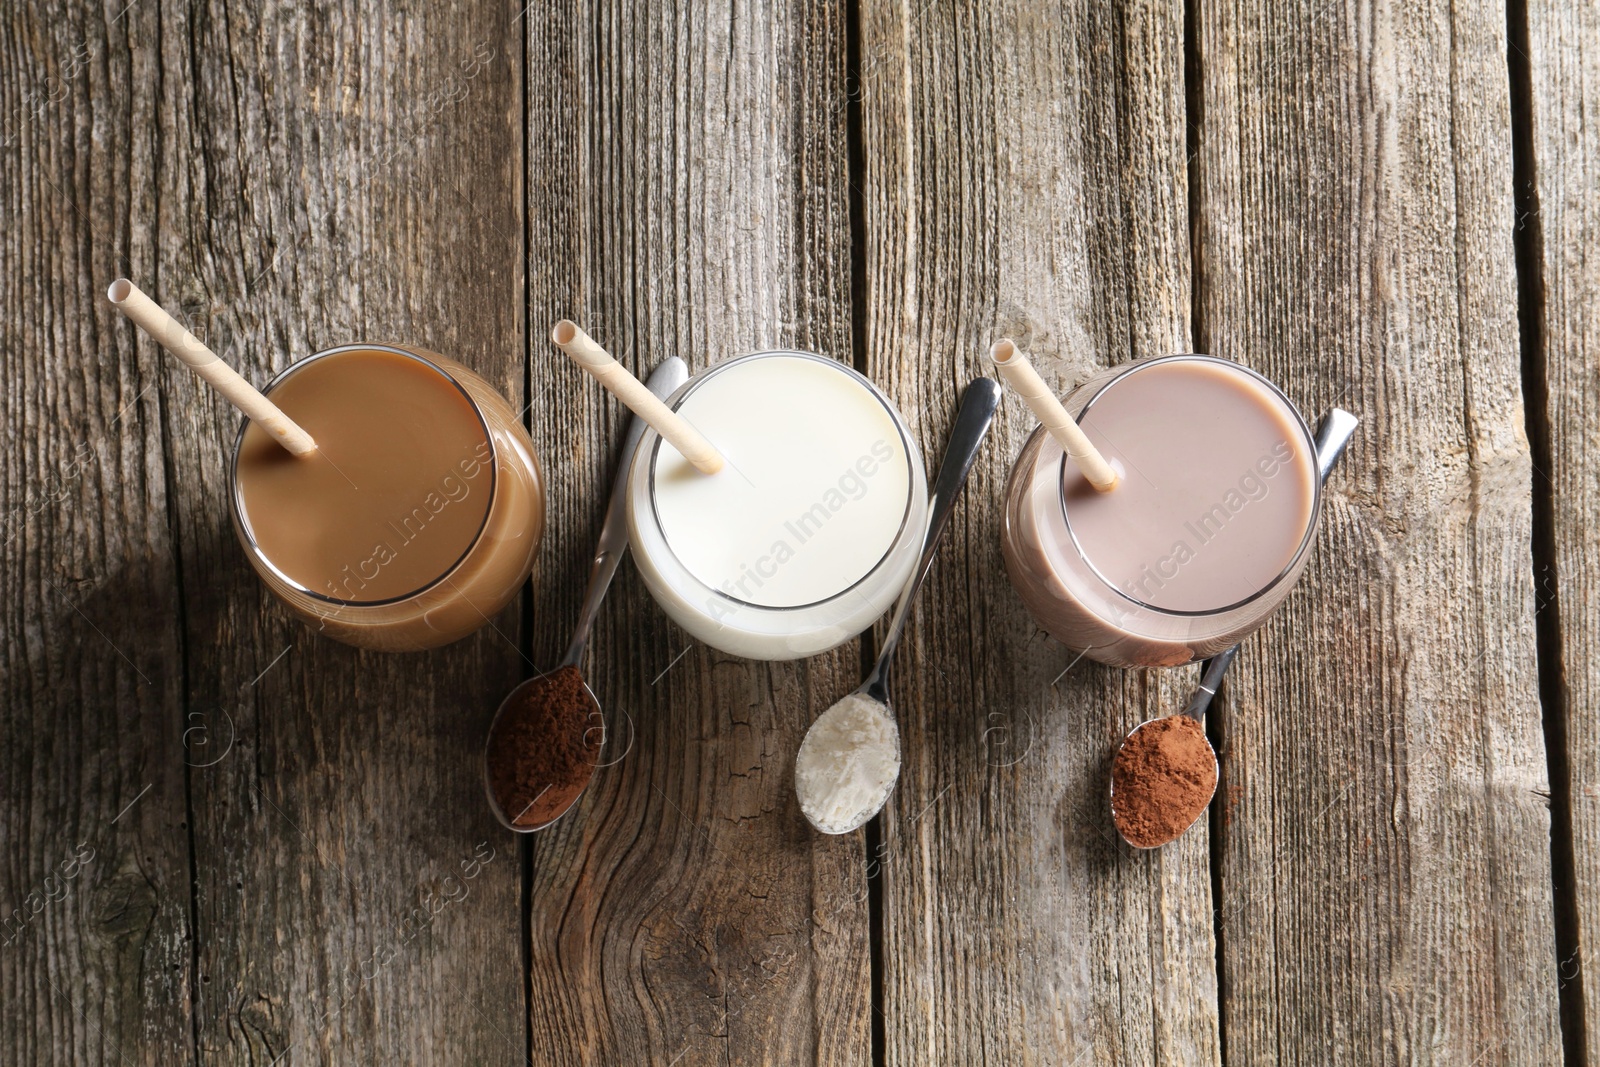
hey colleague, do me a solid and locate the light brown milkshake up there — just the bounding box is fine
[1001,355,1319,667]
[231,345,544,651]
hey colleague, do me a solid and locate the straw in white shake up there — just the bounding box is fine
[551,320,724,476]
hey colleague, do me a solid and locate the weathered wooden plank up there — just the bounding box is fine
[860,1,1220,1063]
[522,2,870,1064]
[1525,0,1600,1054]
[1197,0,1561,1060]
[1,5,195,1064]
[139,1,529,1061]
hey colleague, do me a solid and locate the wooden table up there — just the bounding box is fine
[4,1,1595,1063]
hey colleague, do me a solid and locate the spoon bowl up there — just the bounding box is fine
[795,691,901,834]
[483,671,603,832]
[1107,654,1230,849]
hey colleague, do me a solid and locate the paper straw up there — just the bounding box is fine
[107,279,316,457]
[990,339,1118,491]
[551,321,724,476]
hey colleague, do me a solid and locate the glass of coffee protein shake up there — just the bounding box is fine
[229,344,545,652]
[1000,354,1320,668]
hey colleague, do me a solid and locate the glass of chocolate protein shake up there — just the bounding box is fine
[999,354,1320,668]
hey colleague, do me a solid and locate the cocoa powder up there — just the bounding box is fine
[1110,715,1217,848]
[487,666,600,828]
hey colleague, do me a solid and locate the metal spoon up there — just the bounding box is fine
[483,357,688,833]
[1109,407,1360,848]
[796,378,1002,834]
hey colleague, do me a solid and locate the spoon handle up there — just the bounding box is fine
[563,357,690,667]
[1181,645,1239,719]
[1182,406,1360,721]
[1314,407,1360,481]
[863,378,1002,699]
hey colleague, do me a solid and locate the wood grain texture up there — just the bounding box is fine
[1196,0,1562,1061]
[1,5,195,1064]
[5,0,1587,1062]
[522,2,871,1064]
[138,1,528,1062]
[1526,0,1600,1052]
[860,1,1220,1062]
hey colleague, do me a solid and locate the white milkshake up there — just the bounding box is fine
[627,351,928,660]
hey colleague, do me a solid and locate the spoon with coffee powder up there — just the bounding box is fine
[483,357,688,833]
[1109,408,1359,849]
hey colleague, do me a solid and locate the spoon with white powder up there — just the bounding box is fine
[796,378,1002,834]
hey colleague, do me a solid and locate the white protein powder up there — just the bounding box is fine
[795,692,901,834]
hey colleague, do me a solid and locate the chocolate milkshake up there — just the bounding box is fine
[231,345,544,651]
[1001,355,1319,667]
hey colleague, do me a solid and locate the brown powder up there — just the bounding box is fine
[1110,715,1218,848]
[486,666,600,828]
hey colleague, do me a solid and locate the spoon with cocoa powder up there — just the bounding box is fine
[483,357,688,833]
[1109,408,1359,849]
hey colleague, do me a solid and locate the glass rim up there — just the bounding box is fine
[643,349,920,614]
[1056,353,1321,619]
[228,343,499,608]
